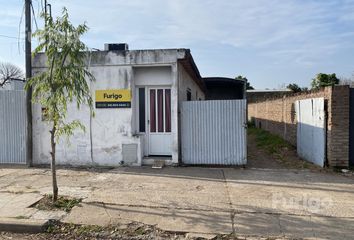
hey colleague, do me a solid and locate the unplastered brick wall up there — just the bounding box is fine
[248,85,350,167]
[328,86,350,167]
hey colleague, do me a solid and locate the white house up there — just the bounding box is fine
[32,44,206,166]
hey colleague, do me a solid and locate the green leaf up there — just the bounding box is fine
[25,7,95,145]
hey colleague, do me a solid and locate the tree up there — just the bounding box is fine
[286,83,302,93]
[0,62,24,87]
[246,81,254,90]
[311,73,339,90]
[236,75,254,90]
[25,8,94,202]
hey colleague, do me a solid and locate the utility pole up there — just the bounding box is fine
[25,0,33,166]
[44,0,47,19]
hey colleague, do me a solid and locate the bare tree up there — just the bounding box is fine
[339,75,354,87]
[0,62,24,88]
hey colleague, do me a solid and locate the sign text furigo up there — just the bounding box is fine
[95,89,131,108]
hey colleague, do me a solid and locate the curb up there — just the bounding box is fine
[0,218,49,233]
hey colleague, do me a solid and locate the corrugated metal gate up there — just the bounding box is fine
[0,90,27,164]
[295,98,326,167]
[181,100,247,165]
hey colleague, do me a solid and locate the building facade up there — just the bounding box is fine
[32,46,206,167]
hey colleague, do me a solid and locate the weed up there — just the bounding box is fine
[14,215,30,219]
[134,227,146,235]
[54,196,81,212]
[46,223,55,233]
[34,194,81,212]
[74,225,104,235]
[248,127,292,154]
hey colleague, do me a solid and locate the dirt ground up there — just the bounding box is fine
[247,131,322,170]
[0,221,297,240]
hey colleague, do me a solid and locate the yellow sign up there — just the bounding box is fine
[95,89,131,108]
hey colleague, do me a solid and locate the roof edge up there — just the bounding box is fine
[178,50,207,93]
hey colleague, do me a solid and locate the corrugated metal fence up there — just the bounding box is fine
[295,98,326,167]
[0,90,27,164]
[181,100,247,165]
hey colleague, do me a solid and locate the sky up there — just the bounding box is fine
[1,0,354,89]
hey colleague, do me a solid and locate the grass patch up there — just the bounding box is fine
[14,215,30,219]
[248,126,316,169]
[248,127,292,155]
[47,222,104,234]
[34,194,81,212]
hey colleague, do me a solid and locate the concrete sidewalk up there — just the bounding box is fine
[1,167,354,239]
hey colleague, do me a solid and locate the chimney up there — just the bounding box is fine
[104,43,129,51]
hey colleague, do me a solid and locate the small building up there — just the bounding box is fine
[32,44,206,166]
[203,77,246,100]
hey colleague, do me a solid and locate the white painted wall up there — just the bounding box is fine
[32,65,142,167]
[31,49,189,167]
[178,63,205,103]
[134,66,172,86]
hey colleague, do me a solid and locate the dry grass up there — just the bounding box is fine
[33,194,81,212]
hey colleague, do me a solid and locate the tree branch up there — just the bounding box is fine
[0,62,24,88]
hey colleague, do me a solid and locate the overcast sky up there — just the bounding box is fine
[1,0,354,89]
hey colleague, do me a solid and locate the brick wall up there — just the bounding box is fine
[247,90,293,103]
[248,85,350,167]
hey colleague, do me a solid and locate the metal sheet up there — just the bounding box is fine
[0,90,27,164]
[181,100,247,165]
[295,98,325,167]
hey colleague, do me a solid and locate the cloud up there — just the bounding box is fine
[44,0,354,67]
[2,0,354,86]
[0,7,24,28]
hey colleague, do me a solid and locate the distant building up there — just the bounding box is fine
[247,89,292,103]
[203,77,246,100]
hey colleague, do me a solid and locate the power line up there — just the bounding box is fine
[18,3,25,54]
[40,0,44,12]
[30,1,39,31]
[0,34,24,40]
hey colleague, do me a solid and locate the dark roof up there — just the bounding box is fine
[203,77,245,86]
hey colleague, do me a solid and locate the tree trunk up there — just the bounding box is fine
[50,124,58,202]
